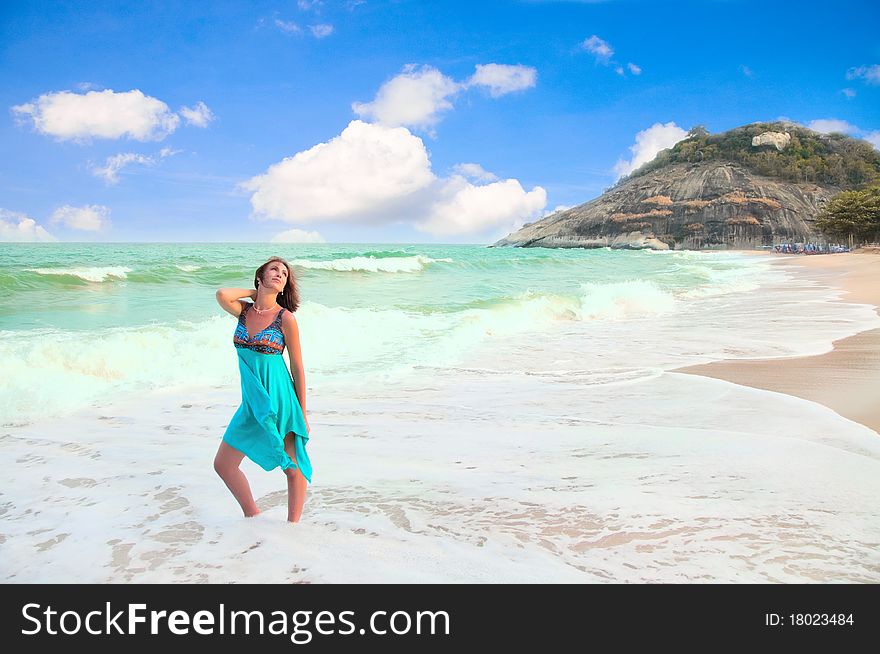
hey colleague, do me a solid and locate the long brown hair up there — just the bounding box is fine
[254,256,299,312]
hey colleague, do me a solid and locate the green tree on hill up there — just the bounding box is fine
[620,122,880,190]
[815,184,880,246]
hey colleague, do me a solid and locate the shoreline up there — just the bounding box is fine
[673,250,880,435]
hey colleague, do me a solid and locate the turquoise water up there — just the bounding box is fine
[1,243,733,330]
[1,242,872,425]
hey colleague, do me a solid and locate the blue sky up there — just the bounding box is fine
[1,0,878,243]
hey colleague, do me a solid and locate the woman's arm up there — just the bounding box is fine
[281,311,309,432]
[215,287,256,317]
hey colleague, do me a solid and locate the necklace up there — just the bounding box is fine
[252,302,279,314]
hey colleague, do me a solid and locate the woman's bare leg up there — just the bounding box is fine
[283,433,307,523]
[213,441,260,517]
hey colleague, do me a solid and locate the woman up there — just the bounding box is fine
[213,256,312,522]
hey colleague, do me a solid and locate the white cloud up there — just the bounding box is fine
[90,147,180,184]
[846,64,880,85]
[309,24,334,38]
[91,153,154,184]
[271,228,327,243]
[352,62,537,132]
[466,64,537,97]
[243,120,546,237]
[580,35,639,77]
[179,101,214,127]
[863,131,880,150]
[542,204,572,217]
[274,19,302,34]
[298,0,323,9]
[842,88,856,98]
[581,35,614,62]
[49,205,110,231]
[247,65,544,237]
[272,17,332,38]
[807,118,860,134]
[802,118,880,150]
[613,121,688,178]
[417,176,547,237]
[740,65,753,78]
[12,89,181,142]
[0,209,57,242]
[453,163,498,182]
[243,120,435,222]
[352,65,462,131]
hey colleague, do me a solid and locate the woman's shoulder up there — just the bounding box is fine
[280,308,298,326]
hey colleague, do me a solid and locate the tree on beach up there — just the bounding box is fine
[815,184,880,246]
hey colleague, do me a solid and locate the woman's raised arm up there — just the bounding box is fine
[215,287,256,317]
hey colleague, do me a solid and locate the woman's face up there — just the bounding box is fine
[260,261,289,293]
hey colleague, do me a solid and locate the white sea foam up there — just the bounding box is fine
[578,279,677,319]
[175,264,200,272]
[0,285,684,424]
[3,358,880,583]
[24,266,132,282]
[290,255,452,273]
[4,258,880,426]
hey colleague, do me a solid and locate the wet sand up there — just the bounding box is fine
[674,250,880,435]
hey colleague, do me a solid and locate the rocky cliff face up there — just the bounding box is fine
[493,162,837,250]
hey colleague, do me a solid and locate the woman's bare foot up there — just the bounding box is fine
[245,509,261,518]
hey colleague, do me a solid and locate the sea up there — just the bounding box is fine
[2,243,880,582]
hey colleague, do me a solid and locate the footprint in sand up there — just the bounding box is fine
[59,478,98,488]
[60,442,101,459]
[155,487,191,512]
[152,521,205,545]
[36,533,70,551]
[16,454,46,466]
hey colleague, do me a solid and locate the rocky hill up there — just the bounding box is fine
[494,121,880,250]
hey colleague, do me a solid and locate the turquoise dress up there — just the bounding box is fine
[222,302,312,483]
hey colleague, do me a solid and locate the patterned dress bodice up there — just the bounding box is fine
[233,303,286,355]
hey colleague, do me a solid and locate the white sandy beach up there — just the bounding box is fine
[675,250,880,434]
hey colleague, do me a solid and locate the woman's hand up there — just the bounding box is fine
[304,416,311,435]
